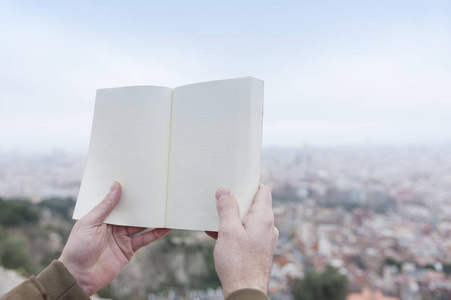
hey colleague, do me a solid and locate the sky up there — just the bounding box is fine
[0,0,450,154]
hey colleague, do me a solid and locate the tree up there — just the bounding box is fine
[37,197,75,220]
[384,257,402,270]
[0,231,35,274]
[291,265,348,300]
[0,199,39,225]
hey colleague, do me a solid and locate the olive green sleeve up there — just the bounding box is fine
[225,288,270,300]
[1,260,89,300]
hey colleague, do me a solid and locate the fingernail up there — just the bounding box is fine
[110,182,118,192]
[216,187,230,201]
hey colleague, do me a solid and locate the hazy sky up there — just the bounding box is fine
[1,0,450,153]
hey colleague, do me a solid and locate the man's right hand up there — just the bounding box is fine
[208,185,279,298]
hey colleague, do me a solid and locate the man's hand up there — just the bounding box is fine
[59,182,172,296]
[207,185,279,297]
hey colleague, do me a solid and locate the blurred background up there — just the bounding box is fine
[0,1,450,299]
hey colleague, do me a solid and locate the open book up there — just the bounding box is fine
[73,77,264,231]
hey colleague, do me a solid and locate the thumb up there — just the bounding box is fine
[83,181,121,225]
[216,187,242,231]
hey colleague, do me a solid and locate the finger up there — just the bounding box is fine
[82,182,121,225]
[243,184,275,233]
[131,228,172,252]
[216,187,242,231]
[205,231,218,240]
[249,184,273,212]
[125,226,149,238]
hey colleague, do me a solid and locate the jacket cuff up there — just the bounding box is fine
[36,260,90,300]
[226,288,270,300]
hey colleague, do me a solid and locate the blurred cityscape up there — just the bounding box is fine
[263,145,451,300]
[1,144,451,299]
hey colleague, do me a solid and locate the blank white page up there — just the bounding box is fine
[166,77,264,231]
[73,86,172,227]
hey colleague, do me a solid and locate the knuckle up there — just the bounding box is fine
[262,213,275,228]
[218,224,237,237]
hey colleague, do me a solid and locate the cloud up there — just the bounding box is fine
[0,5,208,153]
[262,19,451,147]
[1,2,450,153]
